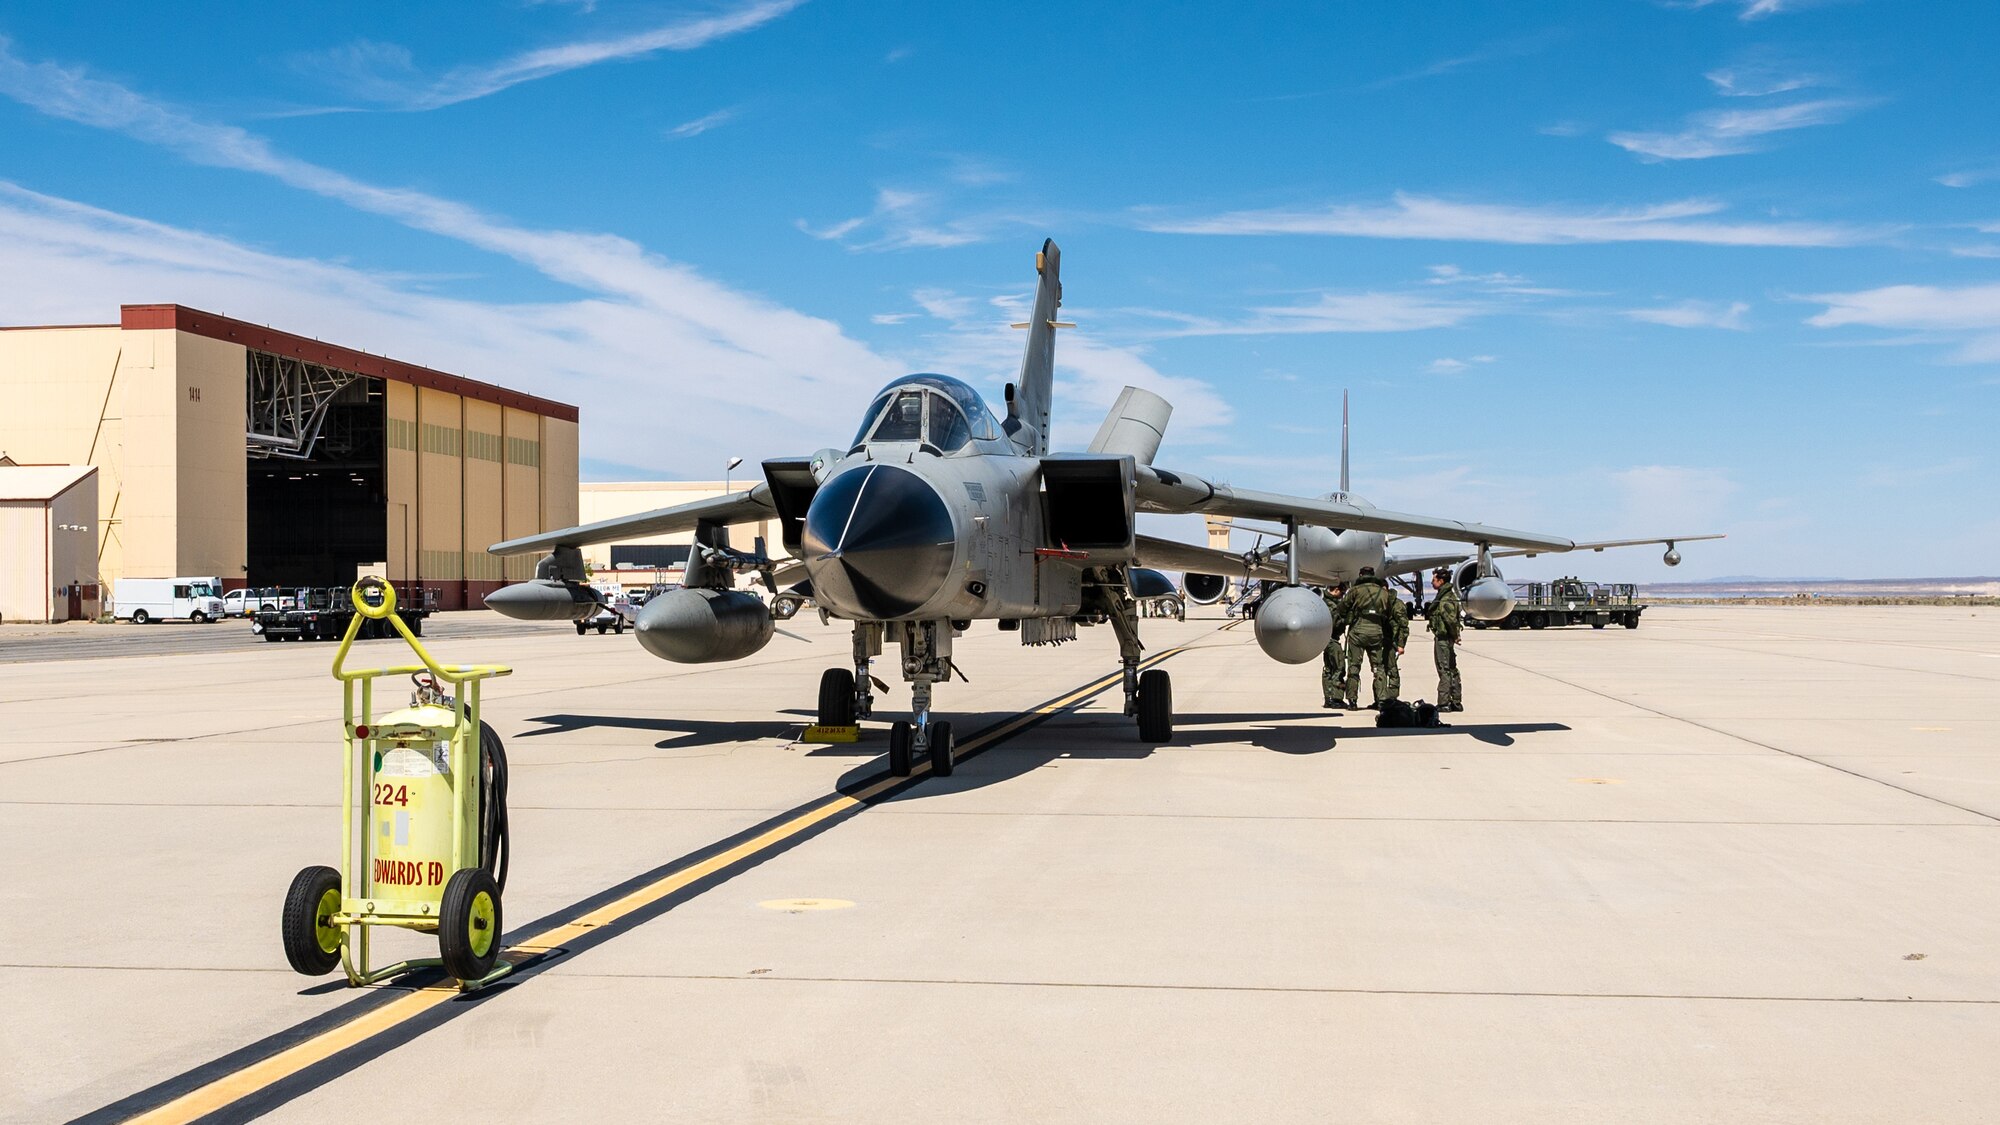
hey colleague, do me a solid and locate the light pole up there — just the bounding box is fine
[724,456,743,493]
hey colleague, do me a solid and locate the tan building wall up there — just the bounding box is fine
[0,306,579,610]
[0,467,98,623]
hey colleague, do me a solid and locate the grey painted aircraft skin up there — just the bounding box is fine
[487,240,1718,770]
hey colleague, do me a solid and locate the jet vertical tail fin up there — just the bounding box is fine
[1007,239,1063,455]
[1339,388,1351,498]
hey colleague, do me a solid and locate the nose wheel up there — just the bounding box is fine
[1135,668,1173,743]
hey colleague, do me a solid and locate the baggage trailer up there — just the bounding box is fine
[1471,578,1645,630]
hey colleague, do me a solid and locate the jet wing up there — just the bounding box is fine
[1494,533,1725,559]
[1133,535,1293,583]
[489,486,776,557]
[1136,465,1574,552]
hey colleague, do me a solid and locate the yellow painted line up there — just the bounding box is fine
[125,985,463,1125]
[123,646,1186,1123]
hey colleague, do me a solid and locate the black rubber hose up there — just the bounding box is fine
[477,720,510,892]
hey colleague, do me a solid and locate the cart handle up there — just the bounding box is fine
[331,578,512,685]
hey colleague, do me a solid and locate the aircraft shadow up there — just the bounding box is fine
[857,714,1575,801]
[518,713,801,751]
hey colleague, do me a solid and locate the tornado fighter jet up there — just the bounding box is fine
[487,240,1719,776]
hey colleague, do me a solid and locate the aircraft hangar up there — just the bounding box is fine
[0,304,578,611]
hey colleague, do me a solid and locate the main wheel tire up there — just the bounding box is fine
[439,867,503,983]
[1137,668,1174,743]
[131,609,149,625]
[928,720,955,777]
[818,668,857,727]
[281,865,344,976]
[889,720,913,777]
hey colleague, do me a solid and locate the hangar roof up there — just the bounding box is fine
[120,304,579,423]
[0,463,97,502]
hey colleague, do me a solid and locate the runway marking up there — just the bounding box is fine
[1468,648,2000,825]
[758,898,854,911]
[81,641,1201,1125]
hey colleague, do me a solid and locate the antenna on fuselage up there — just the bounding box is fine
[1339,388,1350,497]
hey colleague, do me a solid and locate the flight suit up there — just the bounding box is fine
[1428,584,1463,709]
[1337,577,1408,707]
[1320,587,1348,705]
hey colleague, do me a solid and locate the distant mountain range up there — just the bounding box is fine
[1639,576,2000,598]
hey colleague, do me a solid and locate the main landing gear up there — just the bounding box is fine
[1105,581,1173,744]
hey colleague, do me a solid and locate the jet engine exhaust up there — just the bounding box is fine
[634,588,774,663]
[1253,585,1333,663]
[1182,573,1228,604]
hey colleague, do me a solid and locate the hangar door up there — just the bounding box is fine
[244,351,386,587]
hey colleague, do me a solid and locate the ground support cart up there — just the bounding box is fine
[279,578,514,990]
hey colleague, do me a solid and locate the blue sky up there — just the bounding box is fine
[2,0,1996,580]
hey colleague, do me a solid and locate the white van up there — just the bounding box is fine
[113,578,226,624]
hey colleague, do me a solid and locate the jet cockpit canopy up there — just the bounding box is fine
[850,374,1004,454]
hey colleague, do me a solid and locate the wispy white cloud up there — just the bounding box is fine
[1141,192,1873,247]
[799,187,1037,251]
[1671,0,1812,21]
[0,182,897,475]
[1426,355,1497,375]
[1364,29,1564,90]
[1704,66,1821,97]
[1609,98,1862,161]
[665,106,737,139]
[896,286,1233,448]
[1624,299,1750,329]
[1136,292,1485,338]
[1936,167,2000,189]
[0,40,904,468]
[299,0,803,110]
[1804,282,2000,363]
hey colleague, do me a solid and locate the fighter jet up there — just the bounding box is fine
[1174,390,1722,615]
[487,240,1719,776]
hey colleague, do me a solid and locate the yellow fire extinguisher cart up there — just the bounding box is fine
[280,577,514,989]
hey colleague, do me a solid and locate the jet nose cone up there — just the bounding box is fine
[801,465,957,619]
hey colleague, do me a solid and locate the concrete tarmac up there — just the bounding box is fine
[3,606,1998,1123]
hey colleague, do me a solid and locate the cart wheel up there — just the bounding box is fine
[440,868,503,982]
[613,619,625,634]
[575,621,587,636]
[596,622,608,634]
[281,865,344,976]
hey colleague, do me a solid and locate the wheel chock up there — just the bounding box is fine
[802,724,861,743]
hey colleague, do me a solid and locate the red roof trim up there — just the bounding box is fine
[119,304,579,423]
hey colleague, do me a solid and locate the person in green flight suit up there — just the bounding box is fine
[1337,566,1407,709]
[1427,568,1463,712]
[1320,581,1348,708]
